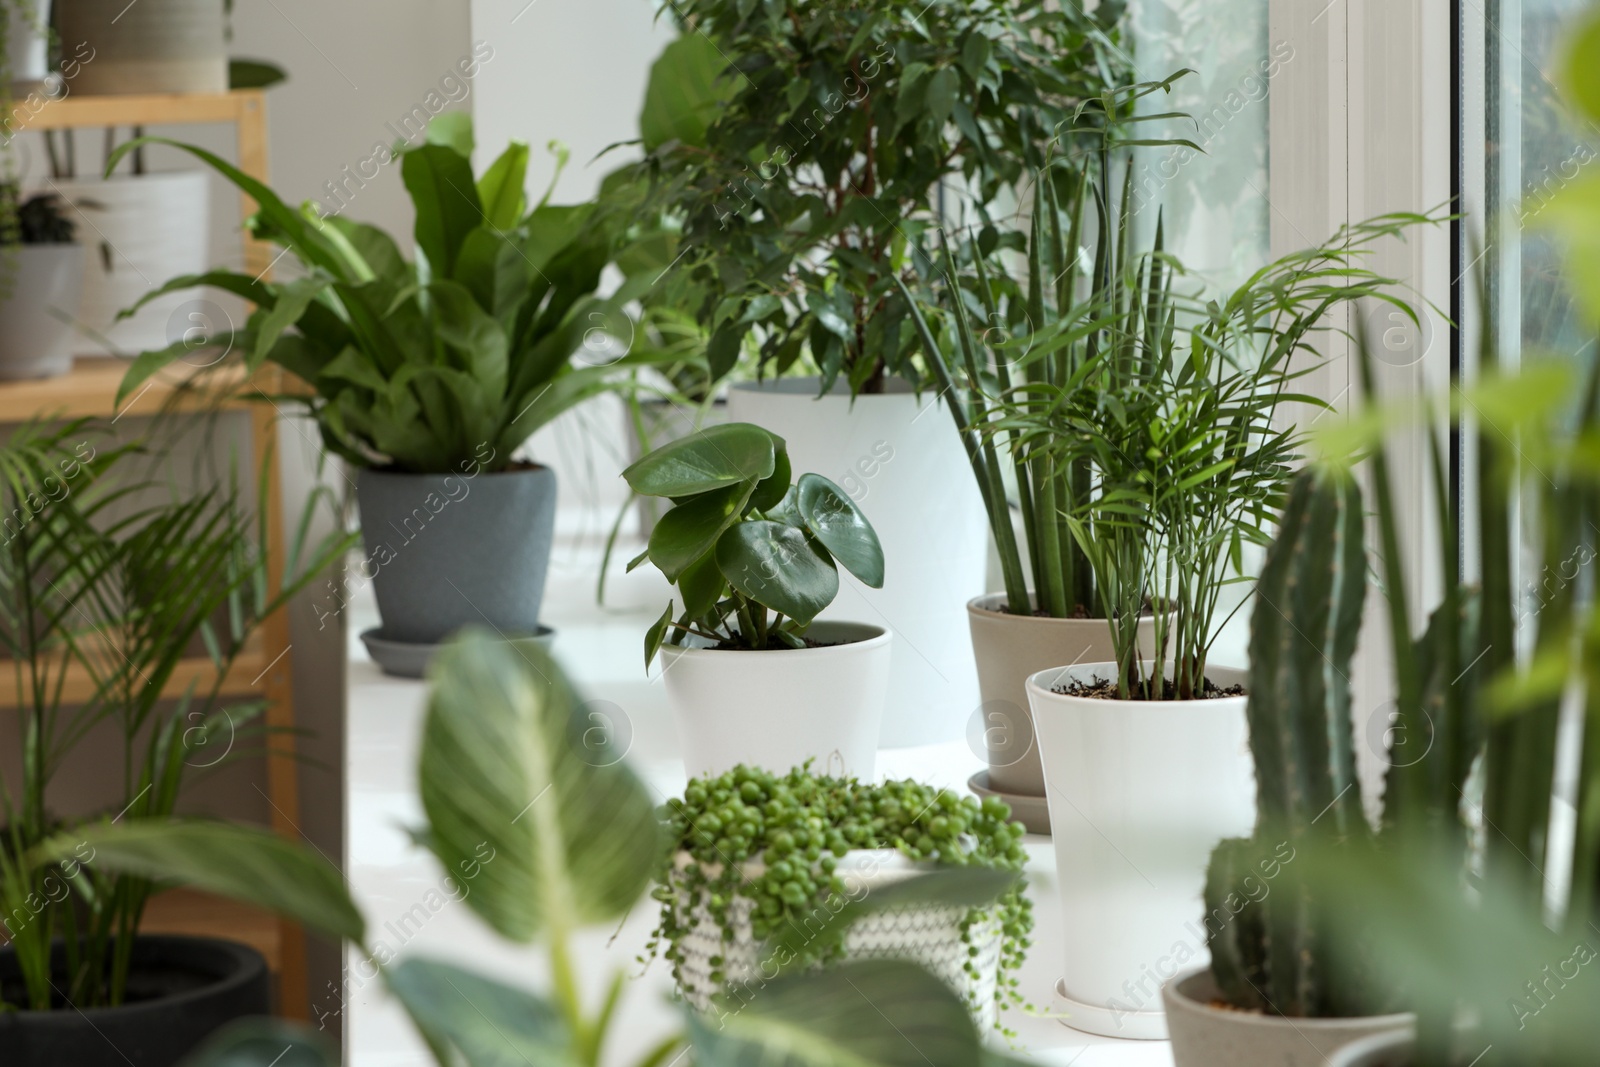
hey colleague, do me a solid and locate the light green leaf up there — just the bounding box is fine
[925,67,959,125]
[385,957,577,1067]
[639,34,734,150]
[478,142,530,231]
[796,473,884,588]
[429,279,509,400]
[716,521,839,624]
[419,632,660,942]
[623,422,779,497]
[402,143,485,279]
[43,821,365,945]
[689,958,984,1067]
[426,111,476,158]
[252,277,326,370]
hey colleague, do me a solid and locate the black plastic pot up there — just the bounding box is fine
[0,936,270,1067]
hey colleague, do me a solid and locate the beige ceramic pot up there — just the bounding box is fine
[1164,967,1414,1067]
[966,594,1155,833]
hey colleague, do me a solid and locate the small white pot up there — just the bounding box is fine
[1025,660,1256,1040]
[51,172,212,356]
[6,0,53,89]
[660,620,891,780]
[669,849,1003,1029]
[1164,967,1415,1067]
[727,378,987,748]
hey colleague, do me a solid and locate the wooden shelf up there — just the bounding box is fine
[10,90,265,133]
[0,356,263,424]
[0,632,273,709]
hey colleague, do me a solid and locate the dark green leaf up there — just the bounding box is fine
[623,422,778,497]
[678,550,726,620]
[748,437,792,513]
[402,144,485,278]
[925,67,959,125]
[639,35,734,150]
[178,1019,334,1066]
[228,59,288,91]
[645,600,674,668]
[649,482,755,581]
[716,521,839,624]
[796,474,884,588]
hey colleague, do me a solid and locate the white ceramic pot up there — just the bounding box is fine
[660,620,891,780]
[966,596,1161,834]
[669,849,1003,1029]
[1025,660,1256,1040]
[727,378,987,748]
[54,0,226,95]
[1164,967,1415,1067]
[1328,1029,1415,1067]
[51,172,212,356]
[0,244,84,379]
[6,0,53,90]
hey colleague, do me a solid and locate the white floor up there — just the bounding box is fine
[341,534,1176,1066]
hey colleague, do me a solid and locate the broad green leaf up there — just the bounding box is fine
[179,1019,335,1066]
[796,474,884,588]
[925,67,960,125]
[716,521,839,624]
[453,227,532,327]
[623,422,779,497]
[678,549,726,620]
[648,482,755,581]
[478,142,530,231]
[113,269,272,323]
[426,111,476,158]
[689,958,983,1067]
[385,957,577,1067]
[228,59,288,91]
[252,277,327,370]
[639,34,734,150]
[429,279,509,400]
[419,632,659,942]
[748,438,792,513]
[44,821,365,944]
[402,144,485,279]
[323,216,409,283]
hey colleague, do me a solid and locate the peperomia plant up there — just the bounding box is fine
[108,114,665,473]
[621,422,884,665]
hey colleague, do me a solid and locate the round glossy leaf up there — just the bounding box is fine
[796,474,885,589]
[747,436,792,514]
[647,481,754,581]
[716,521,839,625]
[623,422,778,498]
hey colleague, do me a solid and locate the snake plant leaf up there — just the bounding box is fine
[796,474,885,588]
[623,422,778,497]
[42,820,365,944]
[419,631,659,943]
[477,141,531,231]
[403,143,485,279]
[178,1019,336,1067]
[688,958,983,1067]
[649,481,756,582]
[716,520,839,624]
[385,957,577,1067]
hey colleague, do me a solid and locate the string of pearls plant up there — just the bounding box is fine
[645,765,1033,1026]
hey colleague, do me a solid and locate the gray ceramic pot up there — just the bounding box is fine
[1164,967,1414,1067]
[356,465,557,646]
[0,244,83,380]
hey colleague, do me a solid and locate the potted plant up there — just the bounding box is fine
[54,0,226,94]
[978,158,1435,1035]
[649,764,1032,1032]
[4,0,52,93]
[54,630,1043,1067]
[622,422,890,778]
[110,115,669,673]
[0,183,83,379]
[0,421,351,1064]
[622,3,1148,747]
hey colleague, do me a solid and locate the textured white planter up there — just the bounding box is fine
[660,621,891,780]
[1164,967,1415,1067]
[727,378,986,747]
[1026,661,1256,1040]
[54,0,226,95]
[51,172,212,356]
[670,849,1003,1028]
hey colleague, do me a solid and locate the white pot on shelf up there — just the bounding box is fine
[668,848,1003,1029]
[1025,660,1256,1040]
[50,171,212,356]
[6,0,53,90]
[660,621,891,781]
[726,377,987,748]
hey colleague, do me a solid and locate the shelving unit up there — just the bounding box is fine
[0,90,308,1017]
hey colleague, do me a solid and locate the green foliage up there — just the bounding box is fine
[649,765,1031,1026]
[623,423,884,662]
[109,115,666,474]
[627,0,1148,394]
[0,421,354,1012]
